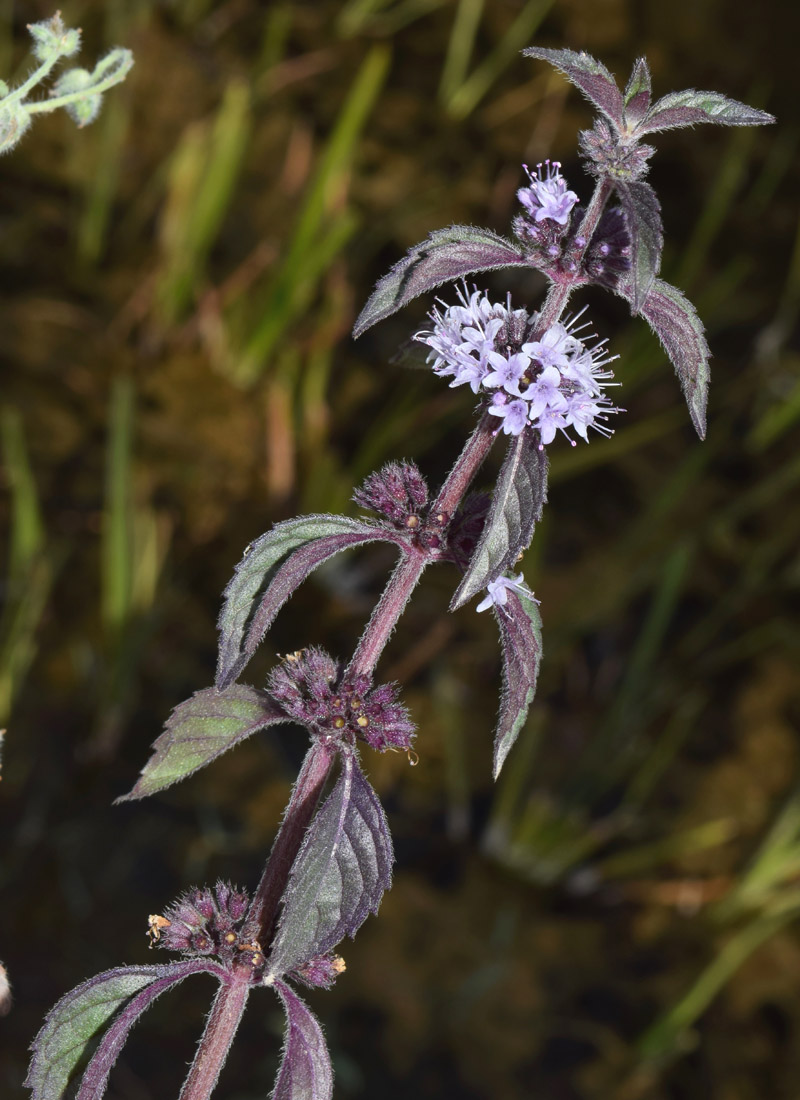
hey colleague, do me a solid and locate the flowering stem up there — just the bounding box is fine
[27,49,134,114]
[248,738,338,947]
[347,413,496,681]
[178,979,250,1100]
[535,176,615,332]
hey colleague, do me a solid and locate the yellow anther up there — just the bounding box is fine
[356,715,369,727]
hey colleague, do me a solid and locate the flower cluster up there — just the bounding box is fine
[517,160,579,226]
[150,882,262,967]
[267,647,416,753]
[415,285,621,446]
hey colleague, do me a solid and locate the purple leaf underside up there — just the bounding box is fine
[640,90,775,134]
[614,180,663,312]
[271,981,333,1100]
[618,276,710,439]
[267,754,393,978]
[523,47,624,130]
[119,685,288,800]
[26,961,226,1100]
[353,226,529,338]
[217,516,397,689]
[623,57,652,127]
[450,432,548,611]
[493,587,544,779]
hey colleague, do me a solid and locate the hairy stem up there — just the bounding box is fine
[248,738,338,946]
[347,413,496,680]
[178,979,250,1100]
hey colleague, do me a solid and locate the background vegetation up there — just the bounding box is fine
[1,1,798,1097]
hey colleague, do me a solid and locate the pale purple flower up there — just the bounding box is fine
[517,161,579,226]
[522,322,580,370]
[484,350,530,394]
[487,394,529,436]
[475,572,537,613]
[537,406,571,446]
[523,365,566,420]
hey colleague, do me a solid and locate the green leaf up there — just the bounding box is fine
[217,515,395,689]
[26,963,223,1100]
[118,685,288,800]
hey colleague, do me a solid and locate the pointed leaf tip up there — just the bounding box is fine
[271,981,333,1100]
[523,47,624,130]
[118,685,288,801]
[493,587,543,778]
[617,276,710,439]
[641,89,775,134]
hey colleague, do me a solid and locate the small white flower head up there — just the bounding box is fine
[415,284,622,447]
[476,573,538,614]
[517,161,579,226]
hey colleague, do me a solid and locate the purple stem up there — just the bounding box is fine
[535,175,615,331]
[178,978,250,1100]
[248,738,338,946]
[347,412,496,681]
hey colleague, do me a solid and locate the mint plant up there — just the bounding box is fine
[0,13,132,154]
[25,48,773,1100]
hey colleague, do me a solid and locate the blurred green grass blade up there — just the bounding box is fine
[0,410,53,724]
[444,0,555,120]
[158,80,251,321]
[746,126,797,216]
[438,0,484,105]
[597,818,737,880]
[722,788,800,914]
[77,86,129,265]
[483,710,546,857]
[236,45,390,384]
[258,2,293,75]
[234,210,358,386]
[638,910,799,1062]
[0,555,54,725]
[625,689,707,810]
[1,408,44,575]
[747,365,800,451]
[102,377,135,632]
[677,124,759,290]
[337,0,394,36]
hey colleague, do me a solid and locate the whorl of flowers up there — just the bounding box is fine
[266,647,416,753]
[414,285,621,446]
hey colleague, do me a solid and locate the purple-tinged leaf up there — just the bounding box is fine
[523,47,624,131]
[640,90,775,134]
[623,57,651,127]
[271,980,333,1100]
[614,180,663,312]
[26,961,226,1100]
[493,586,543,779]
[618,276,710,439]
[119,685,288,801]
[352,225,528,338]
[267,753,393,978]
[450,433,548,612]
[217,516,398,689]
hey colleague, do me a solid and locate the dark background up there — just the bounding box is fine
[1,1,799,1097]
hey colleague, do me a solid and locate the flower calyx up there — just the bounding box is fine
[353,461,450,557]
[149,882,266,981]
[267,647,416,753]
